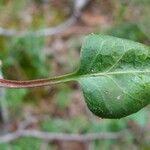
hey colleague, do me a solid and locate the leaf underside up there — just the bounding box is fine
[76,34,150,119]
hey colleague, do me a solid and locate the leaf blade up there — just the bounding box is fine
[77,34,150,118]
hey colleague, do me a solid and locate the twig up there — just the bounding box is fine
[0,61,10,127]
[0,129,127,143]
[0,17,77,37]
[0,70,9,125]
[0,61,12,150]
[0,0,90,37]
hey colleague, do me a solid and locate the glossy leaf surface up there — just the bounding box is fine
[77,34,150,118]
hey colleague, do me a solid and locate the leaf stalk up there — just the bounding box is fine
[0,72,77,88]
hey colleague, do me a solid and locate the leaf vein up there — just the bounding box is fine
[105,75,142,103]
[88,40,106,72]
[106,40,126,72]
[89,80,113,113]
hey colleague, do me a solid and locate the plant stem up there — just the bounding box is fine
[0,72,77,88]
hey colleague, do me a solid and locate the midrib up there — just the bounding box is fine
[79,70,150,79]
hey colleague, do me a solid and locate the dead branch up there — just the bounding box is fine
[0,0,90,37]
[0,17,76,37]
[0,129,127,143]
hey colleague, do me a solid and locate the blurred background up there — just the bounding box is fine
[0,0,150,150]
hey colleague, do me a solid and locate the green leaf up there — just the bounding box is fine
[76,34,150,119]
[1,34,150,119]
